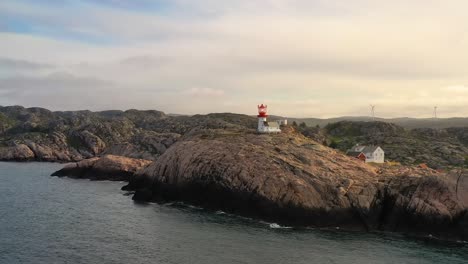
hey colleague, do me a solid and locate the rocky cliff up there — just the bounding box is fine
[48,117,468,240]
[115,127,468,241]
[4,105,467,240]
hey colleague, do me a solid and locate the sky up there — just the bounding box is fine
[1,0,468,118]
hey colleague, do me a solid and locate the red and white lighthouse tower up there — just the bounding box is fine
[257,104,268,132]
[258,104,268,118]
[257,104,281,133]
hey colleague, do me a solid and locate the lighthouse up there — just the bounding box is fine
[257,104,281,133]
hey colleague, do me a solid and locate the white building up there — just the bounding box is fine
[277,119,288,126]
[257,104,281,133]
[349,145,385,163]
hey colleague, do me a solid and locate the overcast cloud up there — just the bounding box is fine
[1,0,468,117]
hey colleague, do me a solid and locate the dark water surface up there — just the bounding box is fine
[0,162,467,264]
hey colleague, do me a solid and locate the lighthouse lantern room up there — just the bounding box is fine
[257,104,281,133]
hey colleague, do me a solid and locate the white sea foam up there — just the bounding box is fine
[171,202,204,210]
[269,223,292,229]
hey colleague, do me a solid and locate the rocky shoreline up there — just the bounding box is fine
[4,105,468,168]
[50,128,468,242]
[2,105,468,241]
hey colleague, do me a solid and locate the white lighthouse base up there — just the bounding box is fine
[257,117,281,133]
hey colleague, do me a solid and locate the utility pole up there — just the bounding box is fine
[432,106,439,129]
[370,105,376,121]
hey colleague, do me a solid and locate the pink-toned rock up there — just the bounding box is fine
[128,128,467,241]
[52,155,152,181]
[0,144,35,160]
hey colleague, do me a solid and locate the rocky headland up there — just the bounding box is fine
[3,105,468,169]
[2,105,468,241]
[52,126,468,241]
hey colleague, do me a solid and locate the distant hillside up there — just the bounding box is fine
[0,105,256,162]
[269,116,468,129]
[3,105,468,168]
[308,121,468,168]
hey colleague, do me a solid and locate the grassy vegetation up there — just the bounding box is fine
[325,122,363,137]
[0,113,17,129]
[386,161,401,166]
[326,135,357,150]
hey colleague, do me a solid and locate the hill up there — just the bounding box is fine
[3,105,468,169]
[270,116,468,129]
[0,105,256,162]
[52,128,468,241]
[2,105,467,240]
[314,121,468,168]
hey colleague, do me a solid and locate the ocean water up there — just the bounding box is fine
[0,162,467,264]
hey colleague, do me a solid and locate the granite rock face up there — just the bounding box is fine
[5,105,468,170]
[5,105,468,240]
[124,128,468,240]
[0,106,250,162]
[0,144,35,160]
[49,126,468,240]
[51,155,152,181]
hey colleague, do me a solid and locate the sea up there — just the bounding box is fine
[0,162,467,264]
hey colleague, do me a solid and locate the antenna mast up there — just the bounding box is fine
[433,106,438,119]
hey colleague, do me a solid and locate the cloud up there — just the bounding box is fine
[183,87,225,97]
[0,72,116,110]
[0,57,51,70]
[1,1,468,117]
[0,57,54,77]
[120,55,171,68]
[444,85,468,93]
